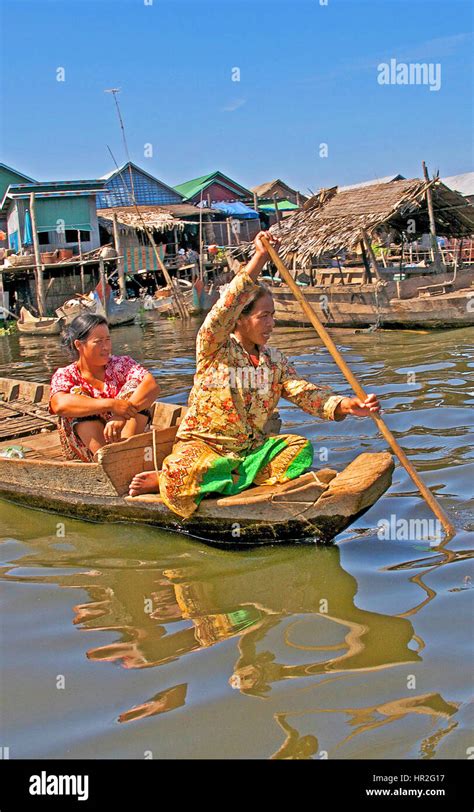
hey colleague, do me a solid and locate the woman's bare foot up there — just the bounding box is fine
[128,470,160,496]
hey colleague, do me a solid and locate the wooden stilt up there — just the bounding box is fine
[112,213,127,299]
[29,192,46,317]
[361,230,382,280]
[99,258,108,317]
[422,161,443,271]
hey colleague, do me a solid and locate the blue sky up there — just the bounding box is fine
[0,0,472,193]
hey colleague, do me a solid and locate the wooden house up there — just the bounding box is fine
[0,163,37,248]
[251,178,307,207]
[1,179,105,254]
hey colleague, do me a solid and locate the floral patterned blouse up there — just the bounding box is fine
[49,356,150,462]
[176,271,345,458]
[49,355,149,406]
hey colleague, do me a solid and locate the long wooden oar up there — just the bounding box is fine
[261,235,456,540]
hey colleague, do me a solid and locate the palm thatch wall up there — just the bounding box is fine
[272,179,474,266]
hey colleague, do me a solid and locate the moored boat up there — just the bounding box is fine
[17,307,64,336]
[56,293,140,327]
[0,376,394,544]
[266,176,474,329]
[271,268,474,329]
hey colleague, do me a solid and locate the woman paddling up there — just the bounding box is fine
[129,232,380,516]
[50,313,159,462]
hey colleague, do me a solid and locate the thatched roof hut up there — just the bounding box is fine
[273,178,474,265]
[98,205,185,235]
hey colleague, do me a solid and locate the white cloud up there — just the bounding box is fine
[221,98,247,112]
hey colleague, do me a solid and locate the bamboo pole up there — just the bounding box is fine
[99,258,108,317]
[0,271,5,319]
[77,229,85,294]
[29,193,46,317]
[273,195,281,226]
[261,235,456,540]
[360,240,372,284]
[199,192,204,283]
[422,161,442,270]
[104,143,188,318]
[361,229,382,280]
[112,213,127,299]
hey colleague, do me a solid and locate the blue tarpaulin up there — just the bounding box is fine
[23,210,33,245]
[211,201,259,219]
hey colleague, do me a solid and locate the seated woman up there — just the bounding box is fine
[129,232,380,517]
[50,313,159,462]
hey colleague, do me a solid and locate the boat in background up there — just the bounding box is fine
[56,284,140,327]
[17,307,64,336]
[271,266,474,329]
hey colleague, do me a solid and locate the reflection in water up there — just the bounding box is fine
[2,532,464,759]
[118,684,187,724]
[2,538,458,759]
[268,693,459,760]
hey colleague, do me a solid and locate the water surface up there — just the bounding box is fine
[0,318,472,759]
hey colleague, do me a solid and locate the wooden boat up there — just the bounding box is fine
[56,294,140,327]
[0,376,394,544]
[143,284,194,315]
[17,307,64,336]
[271,267,474,329]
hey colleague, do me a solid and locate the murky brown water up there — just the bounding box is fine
[0,316,472,759]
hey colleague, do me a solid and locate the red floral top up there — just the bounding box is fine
[49,355,149,411]
[48,355,150,462]
[176,271,346,458]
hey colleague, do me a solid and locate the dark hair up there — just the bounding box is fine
[61,313,109,357]
[240,283,273,316]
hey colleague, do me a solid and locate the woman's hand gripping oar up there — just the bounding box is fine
[260,234,456,541]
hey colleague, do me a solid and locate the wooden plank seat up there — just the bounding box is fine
[0,399,57,440]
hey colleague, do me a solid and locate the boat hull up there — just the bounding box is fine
[17,307,64,335]
[271,277,474,329]
[0,376,394,544]
[0,450,394,543]
[17,320,63,335]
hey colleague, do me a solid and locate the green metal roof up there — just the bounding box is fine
[259,199,299,212]
[174,172,216,199]
[174,171,251,200]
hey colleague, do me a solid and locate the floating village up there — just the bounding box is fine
[0,161,473,335]
[0,159,472,540]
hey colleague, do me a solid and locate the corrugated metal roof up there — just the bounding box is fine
[174,171,251,200]
[0,163,37,183]
[259,199,299,212]
[0,180,106,212]
[442,172,474,197]
[338,174,405,191]
[100,161,183,203]
[174,172,216,199]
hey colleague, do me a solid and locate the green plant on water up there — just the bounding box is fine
[0,321,16,336]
